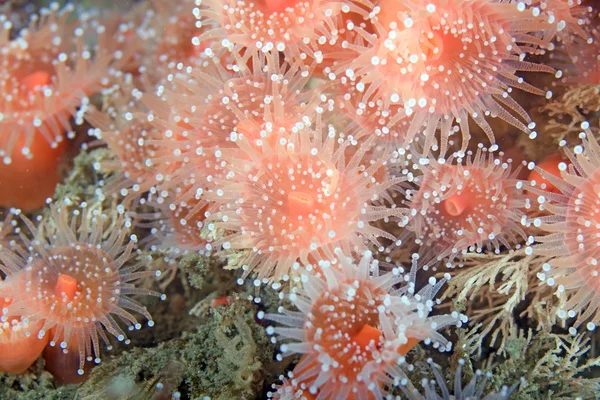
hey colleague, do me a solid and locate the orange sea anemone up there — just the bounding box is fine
[141,54,320,241]
[0,125,68,211]
[527,152,567,194]
[533,0,593,55]
[103,0,219,83]
[85,77,168,201]
[0,297,49,374]
[335,79,411,150]
[268,358,317,400]
[264,250,465,398]
[403,146,530,264]
[0,204,163,376]
[528,122,600,332]
[0,3,126,163]
[0,3,139,211]
[206,121,406,282]
[192,0,356,65]
[345,0,554,154]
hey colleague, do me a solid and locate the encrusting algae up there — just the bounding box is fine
[0,0,600,399]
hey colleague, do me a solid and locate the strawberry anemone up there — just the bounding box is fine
[527,153,567,194]
[335,78,411,150]
[191,0,354,64]
[0,205,163,376]
[345,0,553,154]
[207,121,406,282]
[133,192,210,256]
[153,0,216,66]
[533,0,593,55]
[108,0,220,82]
[85,77,170,201]
[565,26,600,85]
[0,4,135,210]
[268,372,316,400]
[528,123,600,331]
[264,249,465,398]
[403,146,529,263]
[0,3,126,162]
[142,54,318,235]
[0,297,49,374]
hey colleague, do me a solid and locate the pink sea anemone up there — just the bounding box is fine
[0,204,163,376]
[263,249,465,398]
[403,146,529,263]
[345,0,554,154]
[533,0,593,56]
[86,83,166,199]
[141,54,320,244]
[528,122,600,331]
[206,120,405,282]
[335,79,411,150]
[192,0,349,63]
[0,2,130,163]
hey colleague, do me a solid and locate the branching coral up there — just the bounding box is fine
[441,250,556,356]
[488,329,600,399]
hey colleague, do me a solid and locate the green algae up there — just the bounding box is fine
[489,330,600,400]
[76,299,275,400]
[0,360,77,400]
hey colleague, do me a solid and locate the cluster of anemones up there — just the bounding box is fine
[2,0,600,396]
[84,0,600,396]
[0,3,164,381]
[192,0,572,155]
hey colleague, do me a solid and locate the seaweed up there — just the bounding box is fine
[76,299,275,400]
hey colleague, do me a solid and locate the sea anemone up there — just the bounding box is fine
[0,203,163,376]
[153,0,213,66]
[142,53,324,263]
[207,119,405,282]
[529,122,600,331]
[107,0,219,82]
[263,249,465,398]
[191,0,353,65]
[345,0,553,153]
[86,76,167,200]
[0,2,139,211]
[134,193,210,256]
[565,26,600,85]
[0,297,49,374]
[399,358,521,400]
[526,153,566,194]
[0,211,13,246]
[141,52,314,211]
[403,146,529,264]
[533,0,593,56]
[267,362,316,400]
[0,124,68,211]
[334,78,411,150]
[0,2,127,163]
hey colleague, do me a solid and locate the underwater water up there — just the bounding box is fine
[0,0,599,399]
